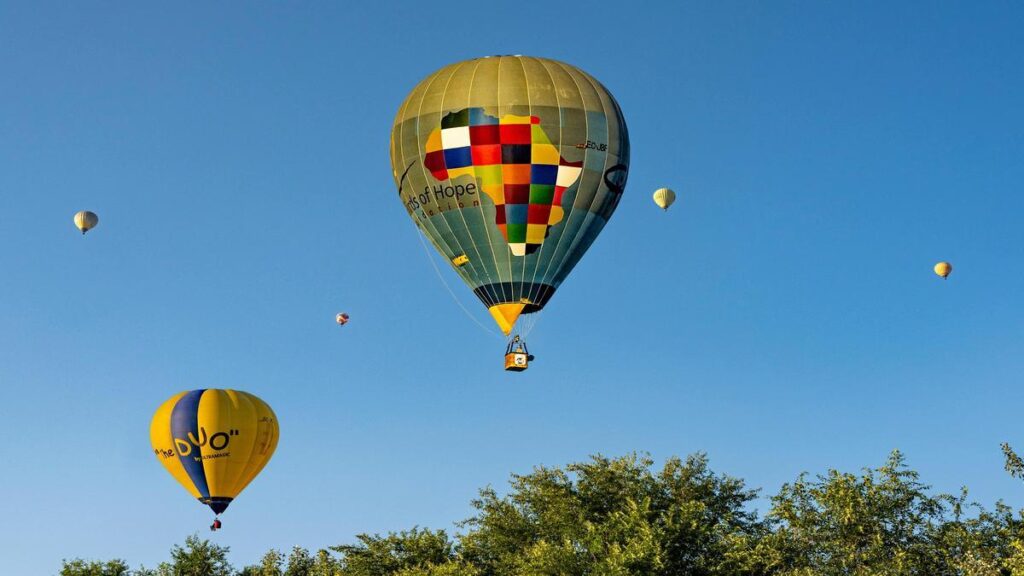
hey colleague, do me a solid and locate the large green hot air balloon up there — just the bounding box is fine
[390,56,629,335]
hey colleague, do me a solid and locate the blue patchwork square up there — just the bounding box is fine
[504,203,529,223]
[443,146,473,169]
[530,164,558,185]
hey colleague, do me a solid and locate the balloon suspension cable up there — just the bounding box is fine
[415,229,503,340]
[519,310,542,339]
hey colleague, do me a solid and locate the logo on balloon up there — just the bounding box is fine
[423,108,583,256]
[173,427,240,456]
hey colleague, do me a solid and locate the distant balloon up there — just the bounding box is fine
[652,188,676,211]
[73,211,98,235]
[150,389,279,522]
[336,313,350,326]
[934,262,952,279]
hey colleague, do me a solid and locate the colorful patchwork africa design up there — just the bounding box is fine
[423,108,584,256]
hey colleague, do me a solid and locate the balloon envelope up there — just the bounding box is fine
[150,389,279,515]
[74,211,98,234]
[390,56,629,334]
[336,313,350,326]
[934,262,952,279]
[653,188,676,210]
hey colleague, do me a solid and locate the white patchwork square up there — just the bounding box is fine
[440,126,471,149]
[556,165,583,188]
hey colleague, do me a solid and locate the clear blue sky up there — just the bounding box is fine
[2,1,1023,573]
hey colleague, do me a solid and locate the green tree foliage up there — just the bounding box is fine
[239,547,343,576]
[156,535,234,576]
[754,450,1024,576]
[59,559,132,576]
[331,528,461,576]
[56,451,1024,576]
[459,453,763,576]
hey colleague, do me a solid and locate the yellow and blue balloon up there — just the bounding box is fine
[150,389,278,520]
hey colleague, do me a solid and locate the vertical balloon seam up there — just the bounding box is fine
[520,57,585,309]
[238,396,278,495]
[438,60,506,316]
[210,390,233,498]
[394,65,481,322]
[439,58,501,311]
[606,75,631,199]
[465,57,505,312]
[532,60,595,296]
[410,65,476,293]
[220,390,254,498]
[253,396,276,469]
[533,60,599,298]
[230,393,261,497]
[524,57,566,308]
[402,66,465,292]
[447,57,492,306]
[597,73,627,220]
[409,63,486,309]
[519,56,549,309]
[201,389,236,499]
[233,391,267,497]
[231,393,271,497]
[520,56,548,316]
[547,62,618,291]
[494,56,515,309]
[514,56,533,315]
[432,59,486,302]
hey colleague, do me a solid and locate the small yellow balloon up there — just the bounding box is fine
[652,188,676,211]
[934,262,952,279]
[73,211,99,235]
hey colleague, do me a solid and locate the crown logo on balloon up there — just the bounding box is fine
[423,108,583,256]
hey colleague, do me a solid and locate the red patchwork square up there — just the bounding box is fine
[528,204,551,224]
[469,125,500,145]
[499,124,531,144]
[471,144,501,165]
[504,184,530,204]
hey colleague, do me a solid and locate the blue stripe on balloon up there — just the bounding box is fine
[171,389,210,499]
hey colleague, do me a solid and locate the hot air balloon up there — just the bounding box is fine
[73,211,98,234]
[150,389,278,527]
[653,188,676,211]
[934,262,952,279]
[390,56,629,337]
[336,313,350,326]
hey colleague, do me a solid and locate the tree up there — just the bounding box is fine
[54,450,1024,576]
[59,559,132,576]
[751,450,1023,576]
[284,547,314,576]
[157,534,233,576]
[331,528,457,576]
[459,452,764,576]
